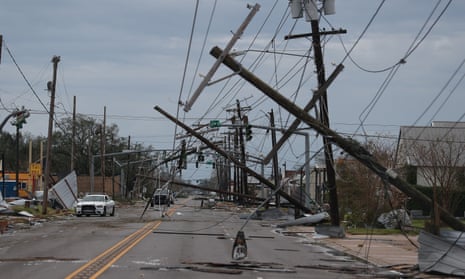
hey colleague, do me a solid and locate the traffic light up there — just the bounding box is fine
[245,124,252,141]
[178,140,187,169]
[11,109,30,129]
[243,115,252,141]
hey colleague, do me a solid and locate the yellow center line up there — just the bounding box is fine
[65,203,183,279]
[90,221,162,279]
[65,222,154,279]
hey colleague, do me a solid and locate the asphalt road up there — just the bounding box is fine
[0,198,388,278]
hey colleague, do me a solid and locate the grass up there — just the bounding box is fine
[345,219,427,235]
[347,227,413,235]
[346,218,465,235]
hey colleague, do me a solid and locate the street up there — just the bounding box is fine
[0,198,388,278]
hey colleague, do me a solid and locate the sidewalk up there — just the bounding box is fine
[286,226,418,267]
[319,233,418,267]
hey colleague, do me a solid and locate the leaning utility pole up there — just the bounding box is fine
[183,4,260,112]
[43,55,60,215]
[210,46,465,231]
[154,105,313,213]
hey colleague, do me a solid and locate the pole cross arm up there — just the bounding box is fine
[262,63,344,164]
[209,46,465,232]
[183,3,260,112]
[154,105,313,213]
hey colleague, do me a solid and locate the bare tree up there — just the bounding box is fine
[408,135,465,215]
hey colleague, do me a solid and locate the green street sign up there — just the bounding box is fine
[209,120,221,128]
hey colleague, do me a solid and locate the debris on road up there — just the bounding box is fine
[277,212,330,228]
[180,260,297,274]
[418,229,465,276]
[377,209,411,229]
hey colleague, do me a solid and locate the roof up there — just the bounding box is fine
[396,122,465,167]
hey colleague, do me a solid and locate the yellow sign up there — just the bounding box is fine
[30,163,42,176]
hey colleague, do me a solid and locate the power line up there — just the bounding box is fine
[3,41,49,113]
[353,1,453,138]
[185,0,218,105]
[339,0,386,66]
[411,57,465,128]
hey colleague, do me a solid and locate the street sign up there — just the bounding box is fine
[209,120,221,128]
[30,163,42,176]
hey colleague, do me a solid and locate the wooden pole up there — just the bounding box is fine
[43,55,60,215]
[71,96,76,171]
[154,105,313,213]
[310,19,339,226]
[210,46,465,231]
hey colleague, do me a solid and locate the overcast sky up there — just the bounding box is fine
[1,0,465,176]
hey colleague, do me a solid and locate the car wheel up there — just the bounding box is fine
[110,206,115,216]
[76,214,82,217]
[101,207,106,217]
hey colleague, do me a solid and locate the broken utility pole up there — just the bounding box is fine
[262,63,344,165]
[209,46,465,232]
[154,105,313,213]
[183,3,260,112]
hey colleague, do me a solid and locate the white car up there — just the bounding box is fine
[75,194,115,217]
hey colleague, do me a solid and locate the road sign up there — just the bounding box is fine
[30,163,42,176]
[209,120,221,128]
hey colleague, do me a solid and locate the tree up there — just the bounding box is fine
[52,115,128,176]
[0,131,44,172]
[336,137,403,226]
[407,134,465,216]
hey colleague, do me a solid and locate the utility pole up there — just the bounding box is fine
[210,46,465,231]
[71,96,76,171]
[236,100,249,198]
[43,55,60,215]
[154,105,313,213]
[183,4,260,112]
[262,64,343,165]
[101,106,106,193]
[126,135,130,198]
[1,154,4,198]
[0,34,2,64]
[15,124,19,197]
[225,131,234,201]
[233,117,240,201]
[269,109,280,207]
[310,18,339,226]
[263,0,343,165]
